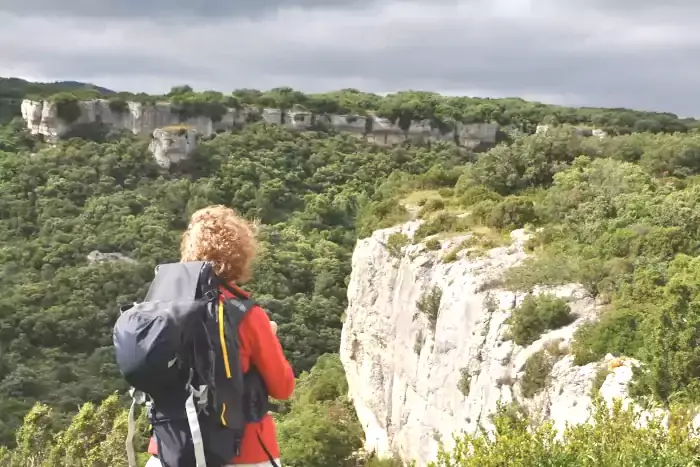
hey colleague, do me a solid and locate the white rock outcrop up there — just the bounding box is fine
[535,124,607,138]
[86,250,136,263]
[148,127,197,169]
[339,221,695,466]
[20,99,499,148]
[20,99,242,142]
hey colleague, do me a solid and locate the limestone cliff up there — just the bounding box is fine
[20,99,499,148]
[536,124,607,138]
[149,127,198,169]
[86,250,136,263]
[339,221,698,466]
[20,99,243,141]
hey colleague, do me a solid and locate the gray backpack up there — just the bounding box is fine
[113,261,277,467]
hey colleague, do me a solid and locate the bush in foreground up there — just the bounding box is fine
[430,398,700,466]
[0,354,363,467]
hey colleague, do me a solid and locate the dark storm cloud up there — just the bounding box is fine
[0,0,698,116]
[0,0,427,18]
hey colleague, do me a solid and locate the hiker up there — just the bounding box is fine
[117,205,295,467]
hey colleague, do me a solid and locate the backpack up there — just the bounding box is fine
[113,261,278,467]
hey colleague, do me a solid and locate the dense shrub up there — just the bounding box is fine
[414,213,471,242]
[49,93,82,123]
[386,232,410,258]
[424,238,442,250]
[430,399,700,466]
[520,348,555,398]
[484,197,538,230]
[108,97,128,114]
[417,198,446,217]
[456,185,502,205]
[458,368,471,396]
[417,286,443,331]
[508,294,574,346]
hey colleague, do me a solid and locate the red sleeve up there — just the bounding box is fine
[241,305,295,400]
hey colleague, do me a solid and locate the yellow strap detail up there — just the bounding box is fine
[220,403,228,426]
[218,299,232,379]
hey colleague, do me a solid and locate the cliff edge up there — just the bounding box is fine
[339,220,698,466]
[20,99,500,148]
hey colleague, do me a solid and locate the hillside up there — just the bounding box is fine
[6,78,700,136]
[0,77,115,124]
[0,77,115,100]
[339,126,700,465]
[1,83,700,465]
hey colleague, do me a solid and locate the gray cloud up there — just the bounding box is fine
[0,0,404,18]
[587,0,700,16]
[0,0,698,116]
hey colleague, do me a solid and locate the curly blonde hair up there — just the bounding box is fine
[180,205,258,283]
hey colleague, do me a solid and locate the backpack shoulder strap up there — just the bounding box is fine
[218,282,256,325]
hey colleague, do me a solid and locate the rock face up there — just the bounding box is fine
[339,221,694,466]
[536,124,607,138]
[149,127,197,169]
[20,99,499,148]
[20,99,239,141]
[86,250,136,263]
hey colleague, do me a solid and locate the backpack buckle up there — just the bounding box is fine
[188,384,209,413]
[129,387,147,405]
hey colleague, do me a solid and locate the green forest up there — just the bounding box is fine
[1,80,700,465]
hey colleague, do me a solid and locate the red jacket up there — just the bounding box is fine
[148,283,296,463]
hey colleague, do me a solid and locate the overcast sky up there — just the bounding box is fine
[1,0,698,116]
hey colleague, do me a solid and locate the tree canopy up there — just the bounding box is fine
[0,113,467,449]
